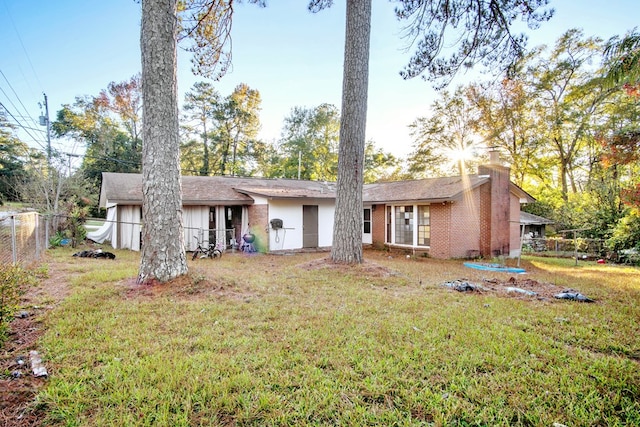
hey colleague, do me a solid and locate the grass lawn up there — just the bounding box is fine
[25,248,640,425]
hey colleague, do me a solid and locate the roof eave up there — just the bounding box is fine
[510,184,536,203]
[368,197,455,205]
[235,189,336,200]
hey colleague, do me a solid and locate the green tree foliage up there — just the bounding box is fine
[0,111,31,203]
[265,104,398,182]
[98,74,143,149]
[603,28,640,94]
[608,209,640,252]
[407,86,480,178]
[596,99,640,244]
[467,77,541,188]
[211,83,261,176]
[275,104,340,181]
[52,75,143,189]
[363,141,401,183]
[467,29,622,205]
[600,29,640,209]
[402,27,639,250]
[525,29,615,201]
[180,82,266,177]
[182,81,220,175]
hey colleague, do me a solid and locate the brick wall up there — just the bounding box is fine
[371,204,386,248]
[449,190,481,258]
[429,203,451,259]
[479,181,492,257]
[248,204,269,233]
[478,164,511,257]
[367,165,514,259]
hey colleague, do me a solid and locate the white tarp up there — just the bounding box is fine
[183,206,210,251]
[116,206,142,251]
[86,207,116,247]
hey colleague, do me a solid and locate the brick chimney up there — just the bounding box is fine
[478,149,511,257]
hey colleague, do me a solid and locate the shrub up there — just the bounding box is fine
[607,209,640,253]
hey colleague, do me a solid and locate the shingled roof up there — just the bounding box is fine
[520,211,554,225]
[363,174,489,204]
[99,172,532,207]
[98,173,337,207]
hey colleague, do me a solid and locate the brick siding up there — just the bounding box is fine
[478,164,511,257]
[449,190,481,258]
[371,204,386,248]
[429,203,451,258]
[248,204,269,233]
[368,165,516,259]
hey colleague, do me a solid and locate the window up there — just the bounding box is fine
[417,205,430,246]
[394,206,413,245]
[363,208,371,234]
[386,206,391,242]
[388,204,430,247]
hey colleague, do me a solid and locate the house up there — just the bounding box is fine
[88,158,534,259]
[364,161,533,258]
[89,173,338,253]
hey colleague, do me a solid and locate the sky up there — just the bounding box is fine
[1,0,638,166]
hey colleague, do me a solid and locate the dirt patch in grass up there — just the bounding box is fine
[121,271,258,301]
[0,315,48,426]
[444,276,593,302]
[297,256,401,278]
[1,255,75,427]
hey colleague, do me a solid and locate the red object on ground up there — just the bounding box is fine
[597,259,605,264]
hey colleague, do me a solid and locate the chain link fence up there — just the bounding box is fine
[184,227,237,251]
[0,214,241,265]
[0,212,49,267]
[521,237,621,260]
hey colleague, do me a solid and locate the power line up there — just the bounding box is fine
[60,150,214,176]
[0,101,48,151]
[11,124,46,134]
[1,1,44,93]
[2,112,40,122]
[0,69,40,128]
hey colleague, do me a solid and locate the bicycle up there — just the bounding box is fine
[191,236,224,260]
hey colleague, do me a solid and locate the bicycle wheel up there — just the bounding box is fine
[192,249,200,261]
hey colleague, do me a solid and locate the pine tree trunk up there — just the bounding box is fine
[202,118,209,176]
[138,0,188,283]
[331,0,371,264]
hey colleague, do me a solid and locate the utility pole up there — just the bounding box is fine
[39,93,56,214]
[39,93,52,165]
